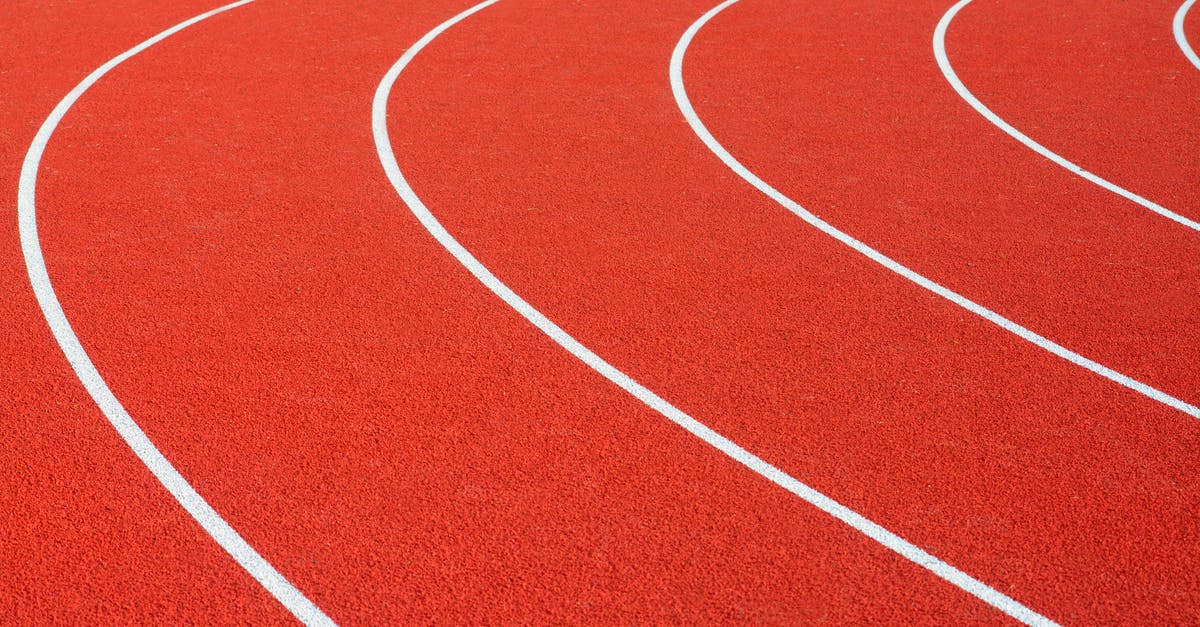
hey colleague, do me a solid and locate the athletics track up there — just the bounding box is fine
[2,0,1199,623]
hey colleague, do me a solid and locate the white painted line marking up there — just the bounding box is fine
[673,0,1199,421]
[17,2,333,624]
[1176,0,1200,71]
[935,0,1200,232]
[372,1,1058,624]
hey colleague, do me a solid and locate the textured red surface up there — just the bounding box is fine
[0,0,289,622]
[679,0,1200,621]
[950,0,1200,216]
[2,0,1197,623]
[1191,3,1200,55]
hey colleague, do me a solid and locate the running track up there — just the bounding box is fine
[2,0,1197,623]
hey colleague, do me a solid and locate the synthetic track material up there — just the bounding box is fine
[946,0,1200,221]
[0,1,299,620]
[918,0,1200,403]
[679,0,1200,619]
[936,0,1200,232]
[31,0,1013,621]
[7,0,1200,621]
[1178,0,1200,70]
[687,1,1198,418]
[375,0,1054,623]
[382,0,1200,619]
[15,1,330,622]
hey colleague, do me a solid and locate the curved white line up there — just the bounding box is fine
[373,1,1057,625]
[1176,0,1200,71]
[673,0,1199,421]
[17,3,332,624]
[935,0,1200,232]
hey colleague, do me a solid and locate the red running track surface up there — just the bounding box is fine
[2,0,1197,623]
[948,0,1200,216]
[0,0,290,621]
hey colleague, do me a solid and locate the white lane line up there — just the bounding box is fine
[1177,0,1200,71]
[674,0,1200,421]
[935,0,1200,232]
[372,2,1058,624]
[17,3,333,624]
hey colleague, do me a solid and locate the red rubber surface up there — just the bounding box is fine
[950,0,1200,216]
[2,0,1197,623]
[0,0,290,622]
[1191,3,1200,51]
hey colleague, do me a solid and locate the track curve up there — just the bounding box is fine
[16,2,331,623]
[374,0,1055,623]
[935,0,1200,232]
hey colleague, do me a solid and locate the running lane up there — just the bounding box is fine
[685,0,1200,405]
[945,0,1200,222]
[0,0,291,621]
[28,0,997,621]
[1182,0,1200,70]
[381,0,1200,622]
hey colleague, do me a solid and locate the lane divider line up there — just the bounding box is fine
[372,1,1058,624]
[1177,0,1200,71]
[17,2,333,624]
[935,0,1200,232]
[673,0,1199,421]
